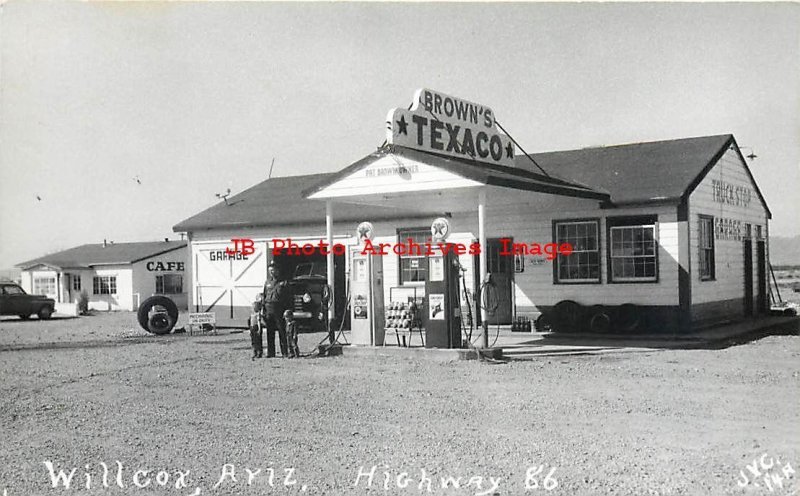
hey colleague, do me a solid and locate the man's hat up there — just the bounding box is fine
[283,309,293,318]
[268,260,278,268]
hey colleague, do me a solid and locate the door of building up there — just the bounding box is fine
[756,240,767,314]
[194,241,268,327]
[743,239,754,317]
[485,238,513,324]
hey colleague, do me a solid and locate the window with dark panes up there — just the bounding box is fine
[398,228,430,284]
[34,277,56,296]
[156,274,183,294]
[554,220,600,282]
[699,216,715,280]
[93,276,117,295]
[609,222,657,282]
[72,275,81,291]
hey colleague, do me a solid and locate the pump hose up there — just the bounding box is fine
[479,280,499,315]
[295,283,348,359]
[294,279,503,360]
[476,280,501,349]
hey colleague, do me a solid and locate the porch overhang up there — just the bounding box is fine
[304,144,610,348]
[303,144,610,208]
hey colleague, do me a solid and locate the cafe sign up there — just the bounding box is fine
[386,88,516,167]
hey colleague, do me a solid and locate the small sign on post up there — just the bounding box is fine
[188,312,217,335]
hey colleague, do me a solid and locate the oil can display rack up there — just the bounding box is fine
[384,286,425,347]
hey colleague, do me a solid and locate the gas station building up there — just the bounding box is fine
[173,89,771,336]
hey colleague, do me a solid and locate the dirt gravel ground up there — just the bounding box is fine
[0,313,798,496]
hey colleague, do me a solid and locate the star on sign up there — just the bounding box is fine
[506,142,514,159]
[396,115,408,135]
[431,222,447,239]
[358,224,373,240]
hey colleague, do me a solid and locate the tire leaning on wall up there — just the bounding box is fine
[137,295,179,335]
[587,305,612,334]
[534,312,554,332]
[552,300,583,333]
[613,303,642,333]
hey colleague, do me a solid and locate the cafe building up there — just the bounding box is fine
[16,240,188,311]
[173,89,771,333]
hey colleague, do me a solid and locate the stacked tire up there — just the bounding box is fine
[137,296,179,335]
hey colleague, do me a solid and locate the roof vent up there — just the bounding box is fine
[164,237,169,242]
[103,239,107,248]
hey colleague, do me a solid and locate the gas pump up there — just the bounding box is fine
[424,248,463,348]
[349,248,385,346]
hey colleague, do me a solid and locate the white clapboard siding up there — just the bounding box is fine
[689,147,769,310]
[470,196,679,309]
[189,188,682,318]
[92,266,134,311]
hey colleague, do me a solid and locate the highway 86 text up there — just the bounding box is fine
[353,464,558,494]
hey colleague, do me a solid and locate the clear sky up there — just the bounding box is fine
[1,2,798,267]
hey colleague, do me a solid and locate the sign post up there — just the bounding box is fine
[188,312,216,335]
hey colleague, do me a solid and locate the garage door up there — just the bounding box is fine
[193,241,269,327]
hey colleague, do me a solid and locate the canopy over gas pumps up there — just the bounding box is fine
[302,89,610,345]
[303,144,610,344]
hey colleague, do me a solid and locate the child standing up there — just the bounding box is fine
[249,298,264,359]
[284,309,300,358]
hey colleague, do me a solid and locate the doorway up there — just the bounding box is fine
[743,239,753,317]
[756,240,767,314]
[485,238,513,324]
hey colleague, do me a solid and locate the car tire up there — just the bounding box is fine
[147,312,177,335]
[534,312,553,332]
[587,305,611,334]
[614,303,641,333]
[37,306,53,320]
[137,296,179,335]
[553,300,582,333]
[18,314,31,320]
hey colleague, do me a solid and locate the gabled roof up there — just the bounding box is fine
[172,173,429,232]
[174,147,610,233]
[303,144,610,201]
[523,134,770,216]
[173,134,771,233]
[16,241,186,270]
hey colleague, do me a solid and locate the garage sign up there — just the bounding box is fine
[386,88,515,167]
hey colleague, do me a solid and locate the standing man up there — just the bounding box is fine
[262,261,289,358]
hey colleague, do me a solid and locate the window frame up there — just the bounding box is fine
[156,274,184,295]
[552,218,602,284]
[72,275,82,291]
[33,276,56,296]
[606,215,659,284]
[698,215,716,281]
[92,275,117,295]
[396,227,431,286]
